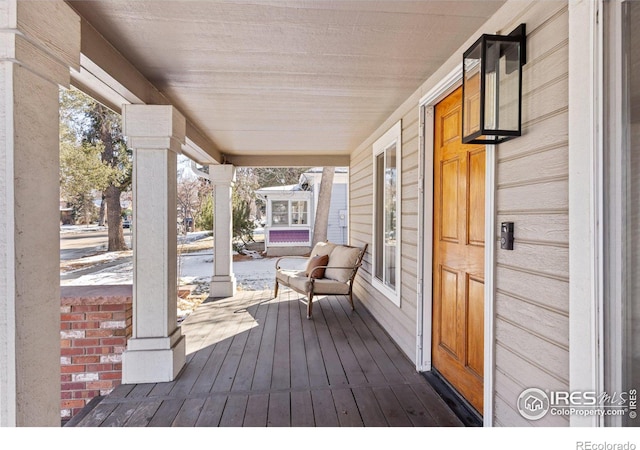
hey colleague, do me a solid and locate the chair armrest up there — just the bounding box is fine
[305,263,363,280]
[275,256,309,270]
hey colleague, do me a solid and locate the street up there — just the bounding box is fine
[60,227,132,260]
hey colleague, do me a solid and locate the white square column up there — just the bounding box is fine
[121,105,186,383]
[209,165,237,298]
[0,1,80,426]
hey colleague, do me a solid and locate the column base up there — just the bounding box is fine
[210,275,237,298]
[121,329,186,384]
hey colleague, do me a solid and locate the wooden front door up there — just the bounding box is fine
[432,86,485,414]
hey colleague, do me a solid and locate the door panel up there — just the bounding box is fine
[432,86,485,414]
[439,266,460,356]
[468,150,486,246]
[441,159,460,242]
[466,276,485,378]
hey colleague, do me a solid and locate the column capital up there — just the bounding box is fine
[0,0,80,87]
[209,164,236,185]
[123,104,186,153]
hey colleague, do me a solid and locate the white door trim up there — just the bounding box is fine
[568,0,605,427]
[416,63,496,426]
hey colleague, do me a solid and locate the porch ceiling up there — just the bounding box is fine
[67,0,504,164]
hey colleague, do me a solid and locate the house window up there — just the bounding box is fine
[270,199,309,226]
[271,200,289,225]
[373,121,401,305]
[291,200,308,225]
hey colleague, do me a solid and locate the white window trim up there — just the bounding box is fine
[289,199,309,227]
[268,198,310,227]
[372,120,402,306]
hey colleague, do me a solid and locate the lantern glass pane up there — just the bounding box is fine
[463,42,482,138]
[484,38,521,134]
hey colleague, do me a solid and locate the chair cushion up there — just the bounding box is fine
[285,271,352,296]
[325,246,361,283]
[305,254,329,279]
[311,278,351,295]
[276,269,300,285]
[309,241,336,258]
[287,271,313,294]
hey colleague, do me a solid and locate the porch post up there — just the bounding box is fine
[0,1,80,426]
[209,164,237,298]
[121,105,186,383]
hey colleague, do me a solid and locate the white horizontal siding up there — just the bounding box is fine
[350,104,420,361]
[492,3,570,427]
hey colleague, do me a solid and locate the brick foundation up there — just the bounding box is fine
[60,285,132,421]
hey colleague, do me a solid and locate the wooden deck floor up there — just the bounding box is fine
[66,289,463,427]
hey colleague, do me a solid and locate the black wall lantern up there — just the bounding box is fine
[462,24,527,144]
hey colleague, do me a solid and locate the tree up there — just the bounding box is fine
[59,125,113,225]
[60,87,132,251]
[195,195,213,231]
[232,191,255,252]
[255,167,307,188]
[312,167,335,245]
[234,168,259,219]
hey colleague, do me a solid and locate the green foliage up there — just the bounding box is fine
[196,194,213,231]
[60,87,132,193]
[59,140,119,193]
[232,187,255,252]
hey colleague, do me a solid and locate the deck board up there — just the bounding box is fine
[267,391,291,427]
[219,394,248,426]
[124,400,162,427]
[271,297,291,390]
[148,398,183,427]
[100,402,139,427]
[331,387,364,427]
[251,298,278,391]
[319,299,368,386]
[67,289,464,428]
[289,294,310,389]
[312,299,349,387]
[194,396,227,426]
[327,295,387,384]
[231,296,269,392]
[352,386,389,426]
[311,388,339,426]
[243,393,269,426]
[189,303,241,395]
[290,390,315,427]
[299,298,329,388]
[171,398,206,426]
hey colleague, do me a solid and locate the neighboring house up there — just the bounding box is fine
[256,167,348,256]
[1,0,636,429]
